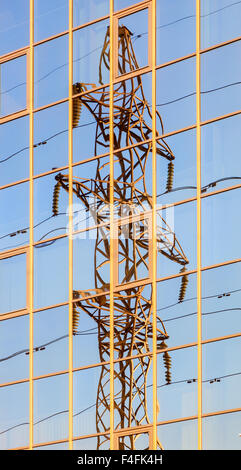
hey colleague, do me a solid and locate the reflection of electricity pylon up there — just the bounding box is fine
[53,26,189,449]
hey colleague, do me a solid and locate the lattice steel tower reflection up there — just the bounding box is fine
[53,25,189,449]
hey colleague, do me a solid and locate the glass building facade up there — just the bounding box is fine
[0,0,240,450]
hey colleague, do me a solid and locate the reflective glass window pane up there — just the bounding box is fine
[114,144,152,209]
[0,55,26,118]
[202,189,241,267]
[73,367,108,438]
[0,116,29,187]
[34,35,69,108]
[73,436,110,449]
[203,412,241,450]
[157,347,197,421]
[34,0,68,42]
[114,72,152,148]
[201,41,241,122]
[114,284,152,361]
[201,0,241,49]
[34,171,69,242]
[73,20,109,90]
[157,201,197,279]
[203,337,241,413]
[0,382,29,449]
[34,306,69,377]
[158,419,198,450]
[74,0,109,27]
[73,231,106,293]
[202,115,241,194]
[117,9,148,76]
[34,102,68,175]
[156,58,196,134]
[156,129,196,205]
[73,88,110,162]
[0,1,29,56]
[114,358,153,430]
[34,374,68,444]
[73,294,104,368]
[72,156,110,230]
[34,442,69,450]
[34,237,68,309]
[118,218,150,284]
[0,254,26,315]
[118,432,150,450]
[156,0,196,65]
[157,273,197,349]
[114,0,143,10]
[202,263,241,340]
[0,182,29,252]
[0,315,29,383]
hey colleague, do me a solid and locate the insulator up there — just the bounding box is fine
[72,305,80,335]
[159,341,171,385]
[166,161,174,192]
[160,340,167,349]
[178,270,189,302]
[72,83,83,128]
[163,351,171,368]
[52,181,61,216]
[163,351,172,385]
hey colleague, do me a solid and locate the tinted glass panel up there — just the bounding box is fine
[0,314,29,383]
[0,253,27,314]
[34,305,69,377]
[73,436,110,449]
[0,183,29,252]
[34,374,68,444]
[202,189,241,267]
[74,0,109,27]
[203,337,241,413]
[72,90,110,162]
[73,367,108,438]
[0,382,29,449]
[156,201,197,279]
[114,0,143,10]
[114,358,153,430]
[114,284,152,361]
[203,412,241,450]
[157,347,197,421]
[0,1,29,56]
[156,128,196,205]
[34,237,68,309]
[0,55,26,118]
[34,0,68,42]
[114,72,152,148]
[202,263,241,340]
[201,115,241,194]
[34,35,69,108]
[201,0,241,49]
[156,58,196,134]
[157,273,197,348]
[156,0,196,65]
[0,116,29,186]
[118,9,148,76]
[34,171,69,243]
[73,20,109,90]
[34,102,68,175]
[158,419,198,450]
[201,41,241,121]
